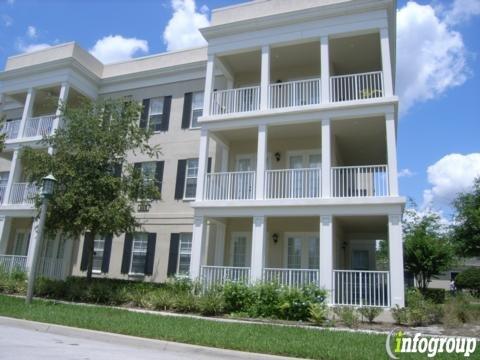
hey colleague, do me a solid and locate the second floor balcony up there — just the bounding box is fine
[1,115,56,141]
[0,182,38,207]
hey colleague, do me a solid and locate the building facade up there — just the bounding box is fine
[0,0,405,307]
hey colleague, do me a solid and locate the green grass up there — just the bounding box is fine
[0,295,475,360]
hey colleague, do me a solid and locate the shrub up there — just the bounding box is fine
[35,277,65,299]
[0,269,27,295]
[357,306,383,323]
[149,289,175,311]
[249,282,281,318]
[309,302,329,326]
[198,290,225,316]
[442,293,475,327]
[391,305,408,325]
[455,268,480,296]
[278,286,325,321]
[393,289,443,326]
[333,306,360,328]
[422,288,446,304]
[223,282,254,313]
[172,292,198,313]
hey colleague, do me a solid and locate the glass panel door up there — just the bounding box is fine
[232,235,247,267]
[287,236,302,268]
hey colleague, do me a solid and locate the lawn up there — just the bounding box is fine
[0,295,473,360]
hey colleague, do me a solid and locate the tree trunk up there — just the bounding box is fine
[85,232,95,282]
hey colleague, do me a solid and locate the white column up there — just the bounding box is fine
[213,221,226,266]
[220,144,229,172]
[251,216,266,283]
[260,45,270,110]
[0,216,11,254]
[380,28,394,97]
[190,216,207,280]
[320,36,330,103]
[388,214,405,307]
[203,55,215,116]
[52,83,70,131]
[255,124,268,199]
[319,215,333,303]
[4,150,21,205]
[195,128,209,201]
[321,119,331,197]
[18,88,36,139]
[385,113,399,196]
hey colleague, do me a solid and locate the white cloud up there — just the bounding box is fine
[1,14,13,27]
[398,168,415,178]
[89,35,149,64]
[26,25,37,39]
[423,153,480,207]
[443,0,480,25]
[16,42,51,53]
[163,0,209,52]
[6,0,15,4]
[396,1,471,113]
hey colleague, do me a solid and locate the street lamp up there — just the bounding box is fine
[26,174,57,304]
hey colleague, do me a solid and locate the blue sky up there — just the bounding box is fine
[0,0,479,218]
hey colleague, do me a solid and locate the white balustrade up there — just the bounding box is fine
[0,185,6,205]
[333,270,390,307]
[263,268,319,288]
[200,265,250,289]
[23,115,56,138]
[330,71,384,102]
[269,78,321,109]
[205,171,256,200]
[1,119,21,140]
[9,182,38,205]
[0,255,28,274]
[39,257,65,280]
[331,165,389,197]
[265,168,321,199]
[210,86,260,115]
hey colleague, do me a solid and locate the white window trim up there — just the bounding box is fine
[148,97,164,133]
[92,236,105,274]
[183,158,198,200]
[190,92,203,129]
[229,231,251,267]
[283,232,319,269]
[176,233,193,275]
[129,233,148,276]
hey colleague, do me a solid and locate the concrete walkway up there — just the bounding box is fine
[0,316,299,360]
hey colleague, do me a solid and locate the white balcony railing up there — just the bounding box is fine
[263,268,320,288]
[8,182,38,205]
[333,270,390,307]
[39,257,64,280]
[269,78,321,109]
[205,171,256,200]
[210,86,260,116]
[23,115,56,138]
[1,119,21,140]
[0,255,28,274]
[265,168,321,199]
[331,165,389,198]
[200,265,250,289]
[330,71,384,103]
[0,185,6,205]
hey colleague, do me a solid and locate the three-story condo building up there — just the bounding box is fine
[0,0,405,307]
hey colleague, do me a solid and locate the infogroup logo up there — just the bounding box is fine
[386,330,478,358]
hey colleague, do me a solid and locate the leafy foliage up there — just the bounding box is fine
[455,267,480,296]
[333,306,360,328]
[392,289,443,326]
[357,306,382,323]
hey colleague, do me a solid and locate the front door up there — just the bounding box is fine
[235,155,255,199]
[352,250,369,270]
[230,232,251,267]
[288,151,321,198]
[285,233,319,269]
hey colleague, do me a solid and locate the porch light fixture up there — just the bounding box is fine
[274,152,281,162]
[41,174,57,198]
[272,233,279,244]
[341,241,347,250]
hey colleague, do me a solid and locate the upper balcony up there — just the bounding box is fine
[202,32,394,121]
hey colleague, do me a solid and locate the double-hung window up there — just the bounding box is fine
[177,233,192,275]
[140,162,157,184]
[183,159,198,199]
[190,92,203,128]
[148,97,164,132]
[92,236,105,273]
[130,233,148,275]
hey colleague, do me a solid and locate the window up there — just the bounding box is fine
[308,236,319,269]
[287,237,302,269]
[130,233,148,274]
[190,92,203,128]
[286,233,319,269]
[92,236,105,272]
[13,231,30,256]
[183,159,198,199]
[232,235,247,267]
[177,233,192,275]
[148,97,164,131]
[140,162,157,183]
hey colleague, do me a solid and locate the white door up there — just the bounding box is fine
[235,155,255,199]
[285,233,319,269]
[230,232,251,267]
[288,152,321,198]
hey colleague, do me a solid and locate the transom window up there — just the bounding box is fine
[190,92,204,128]
[92,236,105,272]
[148,97,164,131]
[177,233,192,275]
[130,233,148,274]
[184,159,198,199]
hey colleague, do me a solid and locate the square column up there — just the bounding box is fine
[190,216,207,280]
[385,113,399,196]
[52,83,70,131]
[319,215,333,303]
[388,214,405,307]
[260,45,270,110]
[4,150,22,205]
[320,36,330,103]
[321,119,331,197]
[195,129,210,201]
[255,124,268,199]
[18,88,36,139]
[251,216,266,283]
[203,55,215,116]
[380,28,394,97]
[0,216,11,254]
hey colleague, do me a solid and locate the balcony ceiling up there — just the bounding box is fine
[336,215,388,234]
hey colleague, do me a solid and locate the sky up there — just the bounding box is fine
[0,0,479,219]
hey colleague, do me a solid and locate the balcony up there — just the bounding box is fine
[205,171,256,200]
[211,87,260,116]
[265,168,321,199]
[330,71,384,103]
[1,115,56,142]
[5,182,38,206]
[1,119,21,140]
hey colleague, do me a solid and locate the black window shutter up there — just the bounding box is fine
[167,233,180,276]
[101,234,113,273]
[140,99,150,129]
[155,161,164,194]
[207,157,212,173]
[113,163,122,178]
[121,233,133,274]
[181,93,193,129]
[133,162,141,175]
[160,96,172,132]
[144,232,157,276]
[80,232,92,271]
[174,160,187,200]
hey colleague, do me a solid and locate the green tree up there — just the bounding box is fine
[403,208,455,291]
[21,99,160,280]
[452,177,480,258]
[0,114,6,152]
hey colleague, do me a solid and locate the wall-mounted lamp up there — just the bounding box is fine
[272,233,279,244]
[341,241,347,251]
[274,152,281,162]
